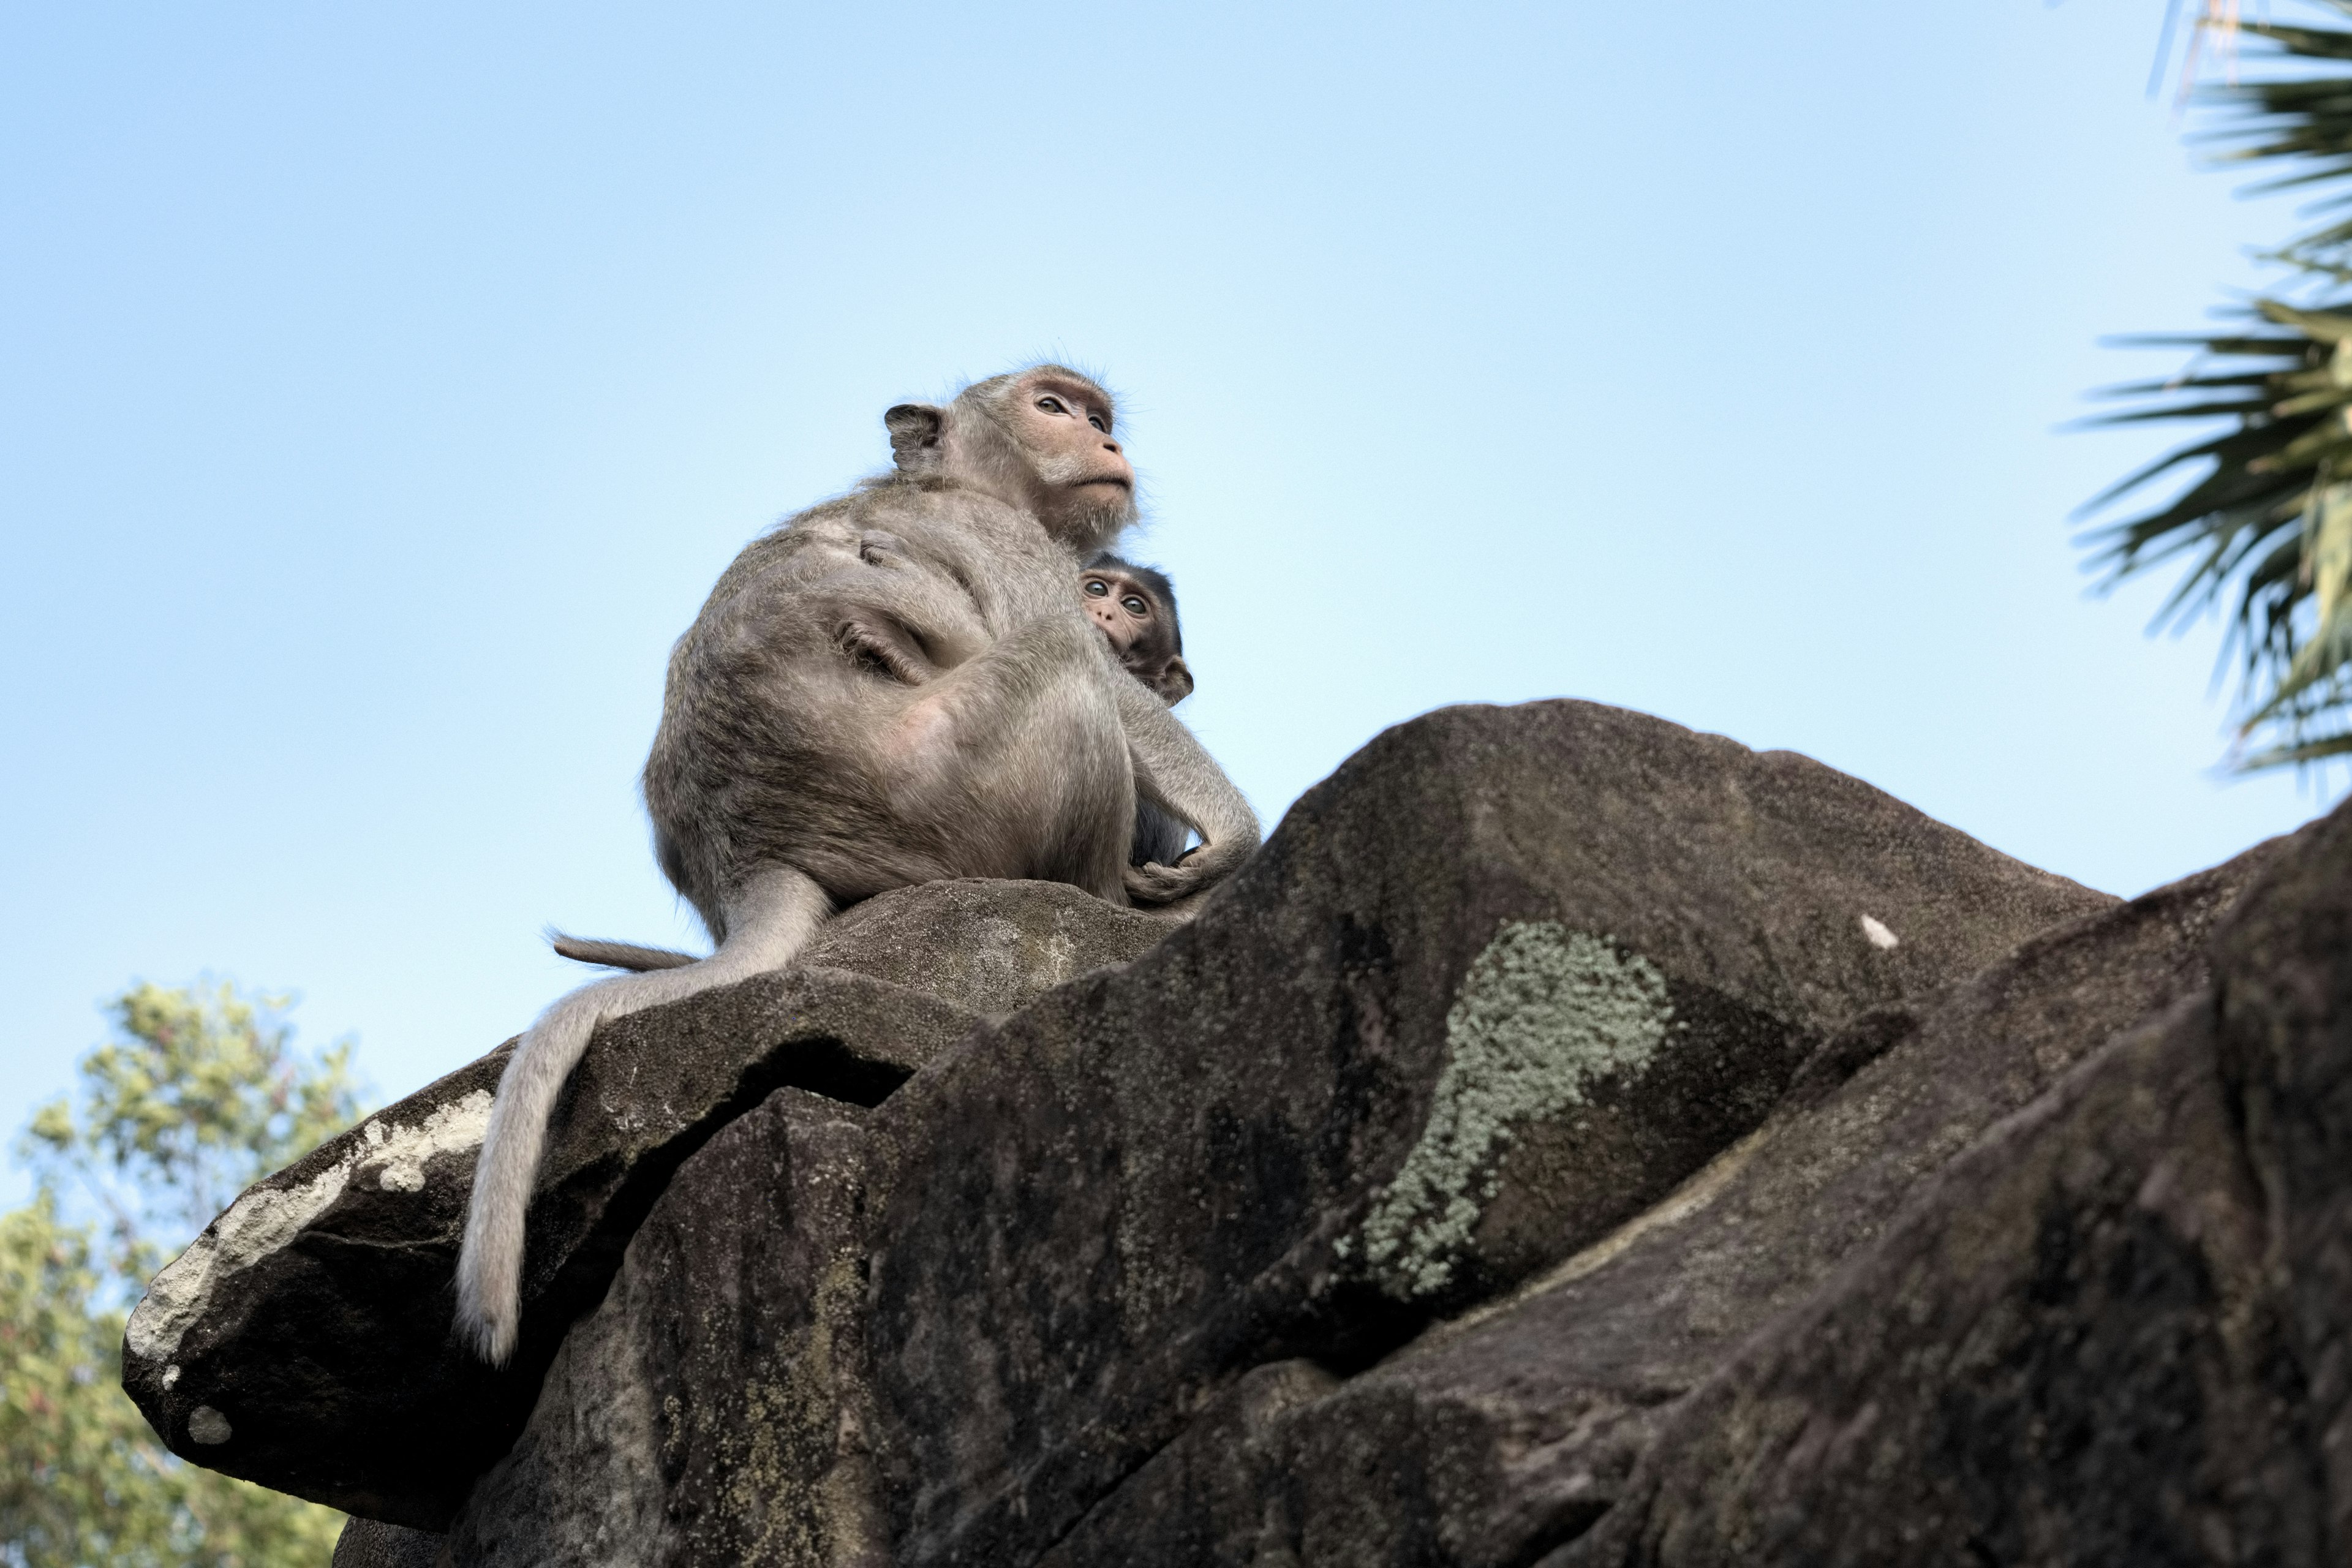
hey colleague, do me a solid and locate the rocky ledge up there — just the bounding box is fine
[121,699,2350,1566]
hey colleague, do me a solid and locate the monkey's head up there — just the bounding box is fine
[1083,553,1194,705]
[885,365,1137,553]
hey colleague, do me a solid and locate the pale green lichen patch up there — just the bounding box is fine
[1352,921,1673,1300]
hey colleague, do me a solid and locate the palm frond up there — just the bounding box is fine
[2084,10,2352,774]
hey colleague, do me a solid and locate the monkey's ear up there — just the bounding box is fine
[884,403,946,471]
[1154,657,1195,706]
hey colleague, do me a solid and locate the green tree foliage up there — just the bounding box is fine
[2084,4,2352,770]
[3,981,361,1567]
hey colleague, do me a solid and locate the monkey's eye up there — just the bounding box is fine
[1088,415,1107,432]
[1036,396,1066,415]
[1084,579,1110,596]
[1121,596,1148,617]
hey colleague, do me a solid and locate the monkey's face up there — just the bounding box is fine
[1083,570,1194,704]
[1009,374,1136,540]
[891,368,1137,551]
[1082,569,1158,657]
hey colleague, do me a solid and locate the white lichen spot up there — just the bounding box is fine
[364,1092,494,1194]
[125,1089,495,1365]
[1355,922,1673,1300]
[162,1365,180,1389]
[187,1405,233,1445]
[1859,914,1899,951]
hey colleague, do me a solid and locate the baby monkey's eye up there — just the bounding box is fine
[1036,396,1066,414]
[1084,579,1110,596]
[1088,415,1107,432]
[1121,596,1148,616]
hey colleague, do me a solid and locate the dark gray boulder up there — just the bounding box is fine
[1020,818,2280,1568]
[158,695,2290,1564]
[516,697,2097,1567]
[447,1088,881,1568]
[1529,793,2352,1567]
[121,879,1174,1528]
[428,699,2113,1565]
[1548,1007,2299,1566]
[2212,794,2352,1549]
[333,1517,445,1568]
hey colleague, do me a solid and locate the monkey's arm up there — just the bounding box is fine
[860,599,1139,902]
[1112,674,1260,904]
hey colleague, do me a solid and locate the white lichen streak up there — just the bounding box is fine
[124,1089,495,1366]
[1349,921,1674,1300]
[1859,914,1900,951]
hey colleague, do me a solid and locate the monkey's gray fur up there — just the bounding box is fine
[546,933,695,970]
[458,366,1259,1363]
[554,548,1202,972]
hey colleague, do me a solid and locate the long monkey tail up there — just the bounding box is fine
[454,864,832,1364]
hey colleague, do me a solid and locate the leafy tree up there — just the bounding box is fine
[3,980,361,1568]
[2083,2,2352,771]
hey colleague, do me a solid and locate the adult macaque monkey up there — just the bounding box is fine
[554,552,1207,972]
[552,554,1206,971]
[459,366,1259,1363]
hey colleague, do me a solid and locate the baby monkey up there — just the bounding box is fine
[1085,552,1197,869]
[556,554,1205,977]
[1084,552,1192,705]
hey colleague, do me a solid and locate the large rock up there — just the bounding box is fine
[440,699,2111,1564]
[2212,795,2352,1547]
[1530,794,2352,1567]
[448,1088,882,1568]
[1023,829,2282,1568]
[859,701,2113,1565]
[333,1517,445,1568]
[121,879,1174,1528]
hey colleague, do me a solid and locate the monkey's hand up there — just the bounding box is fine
[1114,673,1261,905]
[1122,832,1253,905]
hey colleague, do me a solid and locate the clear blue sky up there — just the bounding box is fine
[3,2,2342,1202]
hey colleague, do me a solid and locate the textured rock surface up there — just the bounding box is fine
[333,1517,445,1568]
[148,698,2351,1567]
[1537,794,2352,1567]
[447,1088,881,1568]
[121,880,1172,1527]
[441,701,2114,1566]
[1027,835,2281,1568]
[1556,1000,2305,1566]
[803,877,1188,1018]
[2211,794,2352,1550]
[858,700,2114,1566]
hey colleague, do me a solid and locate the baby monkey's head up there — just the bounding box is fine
[1082,553,1193,705]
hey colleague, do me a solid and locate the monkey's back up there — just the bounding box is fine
[643,477,1134,932]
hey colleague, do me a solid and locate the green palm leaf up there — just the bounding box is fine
[2084,5,2352,771]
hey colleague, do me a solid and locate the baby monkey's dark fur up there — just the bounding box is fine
[1085,551,1197,868]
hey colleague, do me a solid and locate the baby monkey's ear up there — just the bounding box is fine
[1152,655,1195,706]
[884,404,946,472]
